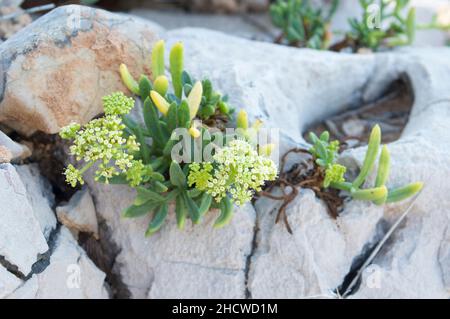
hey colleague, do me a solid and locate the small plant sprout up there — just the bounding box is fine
[60,40,278,236]
[334,0,416,52]
[270,0,339,49]
[308,124,423,205]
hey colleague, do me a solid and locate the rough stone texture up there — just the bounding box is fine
[1,6,449,299]
[56,187,99,239]
[0,163,48,275]
[0,130,31,162]
[0,5,163,135]
[74,27,450,299]
[0,145,11,163]
[249,190,383,298]
[15,164,56,240]
[0,265,22,298]
[6,227,109,299]
[163,30,450,298]
[88,181,255,299]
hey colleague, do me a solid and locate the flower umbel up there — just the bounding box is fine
[188,139,278,206]
[102,92,135,116]
[61,114,141,187]
[64,164,84,187]
[323,163,346,188]
[59,123,81,140]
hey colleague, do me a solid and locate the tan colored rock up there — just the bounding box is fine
[0,130,31,162]
[56,188,99,239]
[0,145,12,163]
[0,5,163,135]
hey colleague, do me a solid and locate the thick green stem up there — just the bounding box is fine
[79,161,94,175]
[330,181,353,192]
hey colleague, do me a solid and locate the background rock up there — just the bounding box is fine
[7,227,109,299]
[56,187,99,239]
[88,181,255,299]
[0,5,163,135]
[15,164,56,239]
[0,130,30,162]
[0,163,48,275]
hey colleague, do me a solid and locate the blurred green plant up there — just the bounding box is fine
[269,0,339,49]
[333,0,416,51]
[308,124,423,204]
[60,40,277,236]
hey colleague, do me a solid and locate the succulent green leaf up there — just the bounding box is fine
[145,203,168,236]
[139,75,152,99]
[134,187,165,206]
[214,196,233,228]
[169,161,186,187]
[175,195,187,229]
[170,42,184,99]
[143,97,165,149]
[181,190,200,224]
[154,75,169,96]
[352,124,381,188]
[198,193,213,217]
[386,182,423,203]
[178,100,191,128]
[375,145,390,188]
[123,201,159,218]
[151,40,165,79]
[153,181,168,193]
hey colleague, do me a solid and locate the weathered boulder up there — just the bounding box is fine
[87,181,255,299]
[0,163,109,299]
[0,163,48,275]
[0,5,163,135]
[15,164,56,239]
[85,29,450,298]
[0,265,22,298]
[6,227,109,299]
[0,130,30,162]
[56,187,99,239]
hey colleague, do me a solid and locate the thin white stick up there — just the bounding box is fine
[341,190,422,298]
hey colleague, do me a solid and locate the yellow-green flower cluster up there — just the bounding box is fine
[323,163,346,188]
[60,114,142,187]
[59,92,149,188]
[59,123,81,139]
[188,139,278,206]
[102,92,135,116]
[64,164,84,187]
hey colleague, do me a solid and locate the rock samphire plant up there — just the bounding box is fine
[308,124,423,205]
[332,0,416,52]
[60,40,278,236]
[270,0,339,49]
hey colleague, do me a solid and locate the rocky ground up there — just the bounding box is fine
[0,4,449,299]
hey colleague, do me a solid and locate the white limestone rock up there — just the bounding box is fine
[56,188,99,239]
[0,163,48,275]
[7,227,109,299]
[15,164,57,240]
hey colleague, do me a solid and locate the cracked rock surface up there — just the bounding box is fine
[0,6,449,299]
[0,162,109,299]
